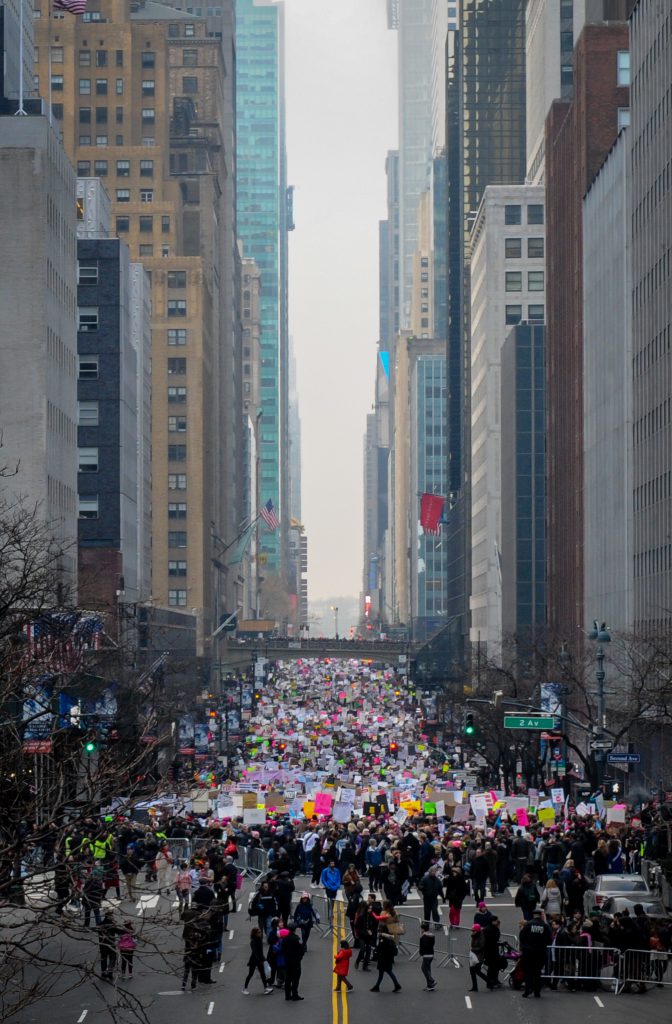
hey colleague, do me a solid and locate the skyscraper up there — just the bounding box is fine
[236,0,290,578]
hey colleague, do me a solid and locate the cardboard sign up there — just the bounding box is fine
[243,808,266,825]
[314,792,333,815]
[537,806,555,822]
[516,807,530,827]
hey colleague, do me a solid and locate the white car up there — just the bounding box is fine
[593,873,650,907]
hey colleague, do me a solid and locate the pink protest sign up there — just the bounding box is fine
[516,807,529,827]
[313,792,333,816]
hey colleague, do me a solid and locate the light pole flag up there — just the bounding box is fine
[53,0,89,13]
[259,498,280,531]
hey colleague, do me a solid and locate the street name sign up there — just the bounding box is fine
[503,715,556,730]
[590,739,613,751]
[607,752,641,765]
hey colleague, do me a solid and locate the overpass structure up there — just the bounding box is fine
[219,636,414,671]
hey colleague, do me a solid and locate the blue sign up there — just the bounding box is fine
[607,752,641,765]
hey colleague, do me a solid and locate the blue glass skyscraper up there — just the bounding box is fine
[236,0,289,574]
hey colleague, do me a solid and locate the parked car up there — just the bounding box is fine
[599,895,669,920]
[593,873,650,907]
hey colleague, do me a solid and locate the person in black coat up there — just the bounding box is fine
[242,926,272,994]
[280,923,305,1000]
[483,916,502,990]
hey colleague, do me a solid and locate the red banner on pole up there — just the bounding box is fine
[419,493,445,535]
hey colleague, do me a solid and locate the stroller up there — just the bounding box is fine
[499,940,524,989]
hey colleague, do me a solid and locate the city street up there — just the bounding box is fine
[8,877,672,1024]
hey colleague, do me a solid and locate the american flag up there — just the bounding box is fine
[21,611,103,676]
[53,0,89,13]
[259,498,280,531]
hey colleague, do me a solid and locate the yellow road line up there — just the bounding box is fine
[332,901,338,1024]
[339,902,349,1024]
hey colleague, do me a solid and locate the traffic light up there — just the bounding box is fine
[277,741,287,754]
[464,711,476,736]
[389,741,398,755]
[208,709,217,720]
[83,737,97,755]
[253,690,262,702]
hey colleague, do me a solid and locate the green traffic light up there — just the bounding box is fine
[465,724,475,735]
[84,740,96,754]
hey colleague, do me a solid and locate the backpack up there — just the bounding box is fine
[119,932,137,951]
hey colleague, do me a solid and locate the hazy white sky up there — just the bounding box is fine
[284,0,398,604]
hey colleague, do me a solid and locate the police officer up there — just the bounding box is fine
[519,908,552,998]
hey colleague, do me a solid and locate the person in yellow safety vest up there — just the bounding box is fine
[91,832,116,861]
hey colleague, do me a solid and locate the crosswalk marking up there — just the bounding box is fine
[77,1012,88,1022]
[136,894,159,915]
[594,996,605,1008]
[465,996,472,1009]
[207,1002,214,1015]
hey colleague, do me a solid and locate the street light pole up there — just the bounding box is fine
[330,605,339,639]
[588,619,611,787]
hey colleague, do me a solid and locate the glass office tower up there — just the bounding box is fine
[236,0,288,573]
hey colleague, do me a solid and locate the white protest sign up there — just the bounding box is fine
[551,788,565,805]
[243,808,266,825]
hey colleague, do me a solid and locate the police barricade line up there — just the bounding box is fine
[618,948,672,993]
[443,923,519,959]
[543,945,620,994]
[245,846,269,878]
[166,838,193,865]
[395,913,421,960]
[310,893,337,937]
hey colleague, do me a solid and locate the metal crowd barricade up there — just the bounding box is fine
[166,837,193,864]
[245,846,269,878]
[618,949,672,993]
[395,912,421,960]
[310,893,337,937]
[543,945,620,993]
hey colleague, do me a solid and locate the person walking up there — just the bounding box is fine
[320,860,342,924]
[365,840,383,892]
[120,846,141,902]
[515,873,540,921]
[483,915,502,990]
[83,869,105,928]
[540,877,563,918]
[418,865,443,928]
[444,866,469,928]
[281,923,305,1001]
[470,849,490,904]
[370,921,402,993]
[293,892,320,948]
[468,923,487,992]
[175,861,192,913]
[118,921,137,980]
[97,912,122,980]
[333,939,354,992]
[520,908,552,998]
[419,921,437,991]
[242,926,274,995]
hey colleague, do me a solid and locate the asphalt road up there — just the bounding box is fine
[6,876,672,1024]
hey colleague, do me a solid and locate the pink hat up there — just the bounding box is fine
[478,901,487,909]
[472,924,481,931]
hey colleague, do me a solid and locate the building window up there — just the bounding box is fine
[78,261,98,284]
[141,51,156,69]
[527,237,544,259]
[95,78,107,95]
[79,78,91,94]
[505,204,521,225]
[116,159,130,176]
[78,495,99,519]
[168,473,187,490]
[77,160,91,175]
[162,245,171,257]
[168,299,187,317]
[168,560,187,577]
[115,50,124,67]
[168,358,187,375]
[184,23,195,36]
[78,447,99,473]
[51,103,63,120]
[183,48,198,66]
[183,76,198,94]
[617,50,630,86]
[505,305,522,326]
[168,502,187,519]
[161,215,171,233]
[167,271,186,289]
[139,215,153,233]
[78,307,99,331]
[420,271,429,283]
[78,401,99,426]
[168,387,187,403]
[93,159,107,177]
[78,356,98,380]
[140,159,154,177]
[139,244,154,257]
[51,46,63,63]
[95,135,108,146]
[168,415,187,432]
[116,106,124,124]
[527,304,545,322]
[79,106,91,123]
[505,272,522,292]
[116,189,130,202]
[142,79,155,97]
[617,107,631,130]
[79,49,91,67]
[528,271,545,291]
[140,189,154,202]
[141,107,155,124]
[116,216,129,233]
[141,137,156,147]
[95,50,107,67]
[79,135,91,146]
[505,237,522,258]
[168,445,187,462]
[168,531,187,548]
[116,78,124,94]
[168,328,187,345]
[116,136,124,146]
[168,589,187,607]
[51,74,63,91]
[527,204,544,225]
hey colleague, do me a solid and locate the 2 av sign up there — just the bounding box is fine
[503,715,557,730]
